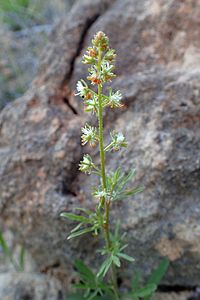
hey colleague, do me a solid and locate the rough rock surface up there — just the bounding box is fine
[0,0,200,289]
[0,272,64,300]
[154,292,191,300]
[0,0,76,109]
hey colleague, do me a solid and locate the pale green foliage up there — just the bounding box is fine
[60,32,169,300]
[130,258,169,300]
[0,231,25,271]
[93,168,143,202]
[97,224,134,278]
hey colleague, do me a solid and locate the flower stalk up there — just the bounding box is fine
[61,31,154,300]
[97,49,107,204]
[96,42,119,299]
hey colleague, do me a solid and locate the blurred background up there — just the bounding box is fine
[0,0,75,109]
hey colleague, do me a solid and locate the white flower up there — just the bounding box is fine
[75,80,90,98]
[81,124,98,146]
[108,89,123,108]
[105,131,127,152]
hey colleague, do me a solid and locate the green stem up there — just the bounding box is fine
[97,49,106,210]
[97,48,120,300]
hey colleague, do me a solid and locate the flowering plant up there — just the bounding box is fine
[61,32,168,300]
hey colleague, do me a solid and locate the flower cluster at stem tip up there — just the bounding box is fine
[60,31,168,300]
[77,31,126,174]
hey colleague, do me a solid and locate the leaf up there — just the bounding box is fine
[131,270,141,291]
[19,245,25,271]
[143,257,170,300]
[0,231,21,271]
[74,259,95,285]
[60,212,91,224]
[71,223,83,233]
[118,252,135,262]
[0,231,10,257]
[97,257,112,278]
[146,258,169,286]
[119,244,128,252]
[112,255,121,267]
[87,290,98,300]
[132,283,157,298]
[123,186,144,197]
[114,221,120,240]
[68,227,94,239]
[74,207,93,215]
[67,293,84,300]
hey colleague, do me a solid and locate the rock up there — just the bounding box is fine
[0,0,75,109]
[0,0,200,290]
[154,292,191,300]
[0,272,64,300]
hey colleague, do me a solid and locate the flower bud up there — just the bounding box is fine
[81,124,98,147]
[87,75,101,85]
[92,31,109,51]
[87,47,97,58]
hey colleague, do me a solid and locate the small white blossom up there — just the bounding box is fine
[75,80,91,99]
[108,89,123,108]
[105,131,127,152]
[81,124,98,147]
[101,61,116,82]
[76,80,85,95]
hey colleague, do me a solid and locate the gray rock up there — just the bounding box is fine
[0,0,200,290]
[154,292,191,300]
[0,0,76,110]
[0,272,64,300]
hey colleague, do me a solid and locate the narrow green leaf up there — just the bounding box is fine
[147,258,169,286]
[118,252,135,262]
[119,244,128,252]
[112,255,121,267]
[0,231,10,257]
[19,245,25,271]
[97,257,112,278]
[122,169,136,184]
[73,207,93,215]
[123,186,144,197]
[67,293,84,300]
[67,227,93,239]
[87,290,98,300]
[71,223,83,233]
[73,283,88,289]
[74,259,95,283]
[114,221,120,239]
[60,212,91,223]
[132,283,157,297]
[131,270,141,291]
